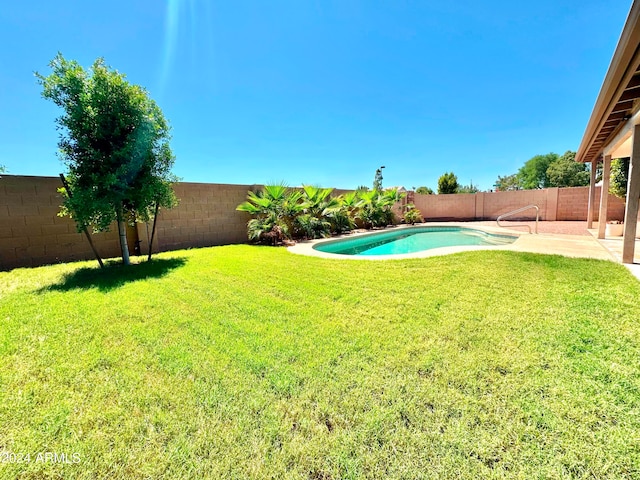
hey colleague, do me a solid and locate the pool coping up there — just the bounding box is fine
[287,222,617,261]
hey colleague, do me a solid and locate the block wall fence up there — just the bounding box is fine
[0,175,627,270]
[412,186,625,222]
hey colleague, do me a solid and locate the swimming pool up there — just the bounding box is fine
[313,226,517,256]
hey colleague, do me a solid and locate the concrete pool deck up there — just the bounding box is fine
[287,221,640,280]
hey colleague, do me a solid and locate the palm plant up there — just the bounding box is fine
[247,213,288,245]
[237,184,301,244]
[403,204,423,224]
[295,185,340,239]
[355,190,382,229]
[379,187,404,226]
[295,214,332,239]
[355,188,405,228]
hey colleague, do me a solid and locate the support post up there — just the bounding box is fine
[597,155,612,239]
[587,160,597,229]
[622,125,640,263]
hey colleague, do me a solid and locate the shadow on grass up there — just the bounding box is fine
[39,257,188,293]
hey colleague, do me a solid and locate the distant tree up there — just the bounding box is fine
[373,168,384,192]
[546,151,589,187]
[437,172,459,194]
[517,153,559,189]
[609,157,629,199]
[0,165,6,174]
[356,185,369,192]
[37,54,178,266]
[458,181,479,194]
[415,186,434,195]
[494,174,520,191]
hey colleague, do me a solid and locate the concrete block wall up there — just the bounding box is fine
[143,182,253,254]
[482,189,551,220]
[0,175,120,270]
[412,193,477,220]
[556,186,625,221]
[0,176,634,270]
[413,186,625,223]
[0,176,254,270]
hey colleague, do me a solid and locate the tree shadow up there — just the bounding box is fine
[39,257,188,293]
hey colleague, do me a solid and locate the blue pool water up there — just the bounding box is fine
[313,226,517,256]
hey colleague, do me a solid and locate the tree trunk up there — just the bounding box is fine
[147,200,160,261]
[59,174,104,268]
[116,207,131,266]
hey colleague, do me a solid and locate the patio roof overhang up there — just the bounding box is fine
[577,1,640,164]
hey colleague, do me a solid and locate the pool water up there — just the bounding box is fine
[313,226,517,256]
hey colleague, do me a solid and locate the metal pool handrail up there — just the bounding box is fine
[496,204,539,234]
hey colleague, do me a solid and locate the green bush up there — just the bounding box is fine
[609,158,629,199]
[238,185,405,244]
[403,205,423,224]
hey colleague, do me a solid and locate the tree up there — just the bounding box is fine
[0,165,6,173]
[37,54,177,265]
[458,181,479,194]
[494,174,520,191]
[609,157,629,199]
[415,186,434,195]
[373,168,384,191]
[546,151,589,187]
[437,172,459,194]
[517,153,559,189]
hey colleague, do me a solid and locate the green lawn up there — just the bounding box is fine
[1,246,639,479]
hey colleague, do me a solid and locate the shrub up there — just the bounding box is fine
[237,184,302,244]
[404,205,423,224]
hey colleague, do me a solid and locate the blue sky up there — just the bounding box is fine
[0,1,632,191]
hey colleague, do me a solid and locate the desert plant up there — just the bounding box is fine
[237,184,302,244]
[404,205,423,224]
[331,191,359,233]
[295,185,341,239]
[247,213,289,245]
[356,188,404,228]
[294,213,332,239]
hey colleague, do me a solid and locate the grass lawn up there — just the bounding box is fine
[1,245,640,479]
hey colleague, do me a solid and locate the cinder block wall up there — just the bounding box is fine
[557,186,625,221]
[0,176,634,271]
[142,182,254,254]
[0,175,120,270]
[414,186,625,222]
[412,193,477,220]
[481,189,551,220]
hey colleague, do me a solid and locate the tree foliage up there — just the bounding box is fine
[517,153,558,189]
[609,158,629,199]
[37,54,177,265]
[458,181,479,194]
[546,151,590,187]
[494,174,520,191]
[500,150,588,190]
[437,172,459,194]
[373,168,384,192]
[415,186,433,195]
